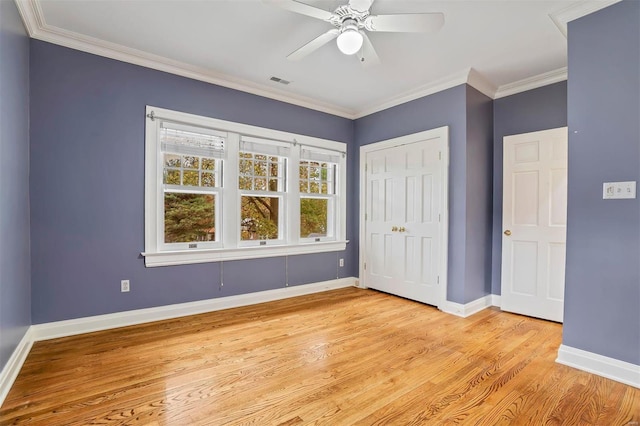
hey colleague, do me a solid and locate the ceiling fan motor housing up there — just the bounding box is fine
[330,5,370,30]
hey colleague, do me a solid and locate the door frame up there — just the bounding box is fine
[358,126,450,310]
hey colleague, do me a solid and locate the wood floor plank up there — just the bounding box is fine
[1,287,638,425]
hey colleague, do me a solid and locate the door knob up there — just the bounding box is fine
[392,226,398,232]
[399,227,406,233]
[504,230,512,236]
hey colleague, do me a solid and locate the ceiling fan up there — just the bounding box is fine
[263,0,444,66]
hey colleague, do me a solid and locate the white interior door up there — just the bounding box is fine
[362,130,447,307]
[501,127,568,322]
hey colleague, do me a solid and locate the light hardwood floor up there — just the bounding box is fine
[1,287,638,425]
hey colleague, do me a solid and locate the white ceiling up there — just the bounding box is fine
[18,0,619,118]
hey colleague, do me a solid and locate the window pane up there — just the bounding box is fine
[321,182,328,194]
[202,158,215,170]
[202,172,215,187]
[183,170,199,186]
[255,178,267,191]
[239,159,252,176]
[299,179,308,193]
[164,169,180,185]
[241,196,279,240]
[269,162,279,178]
[239,176,252,190]
[164,154,181,167]
[300,198,328,238]
[255,160,267,177]
[164,193,215,243]
[299,165,308,179]
[182,156,199,169]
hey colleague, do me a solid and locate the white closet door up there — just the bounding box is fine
[364,137,444,306]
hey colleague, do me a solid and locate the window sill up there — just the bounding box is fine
[141,240,349,267]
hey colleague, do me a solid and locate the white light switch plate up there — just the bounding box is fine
[603,181,636,199]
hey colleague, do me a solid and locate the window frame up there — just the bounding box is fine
[298,158,338,242]
[143,106,347,267]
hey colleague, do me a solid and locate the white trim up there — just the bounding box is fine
[494,68,568,99]
[359,127,449,311]
[32,278,357,341]
[440,295,493,318]
[142,241,348,267]
[354,68,498,118]
[467,68,498,100]
[15,0,355,119]
[15,0,576,116]
[549,0,623,38]
[556,344,640,389]
[491,294,502,308]
[0,328,34,408]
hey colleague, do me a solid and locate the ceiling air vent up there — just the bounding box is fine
[270,76,291,85]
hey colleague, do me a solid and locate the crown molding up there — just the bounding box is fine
[549,0,622,38]
[467,68,498,99]
[355,68,498,118]
[494,67,567,99]
[14,0,357,119]
[354,69,470,118]
[14,0,574,120]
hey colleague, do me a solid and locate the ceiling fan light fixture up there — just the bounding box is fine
[336,23,363,55]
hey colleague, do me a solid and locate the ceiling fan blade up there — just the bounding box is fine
[365,13,444,33]
[263,0,334,22]
[287,29,340,61]
[357,32,380,67]
[348,0,374,12]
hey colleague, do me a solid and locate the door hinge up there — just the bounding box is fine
[437,275,440,284]
[365,163,368,171]
[439,151,442,160]
[364,262,367,270]
[438,214,441,222]
[365,213,368,221]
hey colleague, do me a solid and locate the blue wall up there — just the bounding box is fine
[30,40,354,324]
[564,0,640,365]
[0,1,31,370]
[491,82,568,294]
[465,86,493,302]
[354,85,493,304]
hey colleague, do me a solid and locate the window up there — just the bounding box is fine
[144,106,347,267]
[239,137,289,244]
[159,123,224,250]
[299,147,341,242]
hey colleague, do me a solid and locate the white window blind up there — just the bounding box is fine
[301,146,343,163]
[161,121,227,158]
[241,136,291,156]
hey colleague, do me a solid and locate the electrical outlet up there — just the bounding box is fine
[339,258,344,267]
[121,279,130,292]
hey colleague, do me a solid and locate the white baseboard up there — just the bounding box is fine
[0,328,34,408]
[556,344,640,388]
[32,277,357,342]
[491,295,501,308]
[440,295,493,318]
